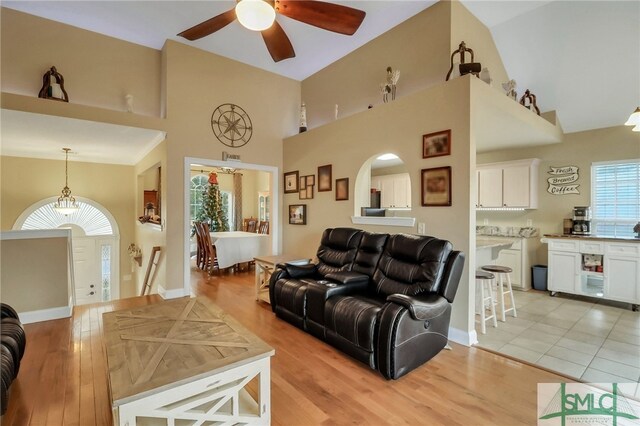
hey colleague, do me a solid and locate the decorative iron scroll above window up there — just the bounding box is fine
[38,66,69,102]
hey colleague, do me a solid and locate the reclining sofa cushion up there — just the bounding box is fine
[271,228,363,329]
[372,234,453,297]
[324,295,384,368]
[351,232,388,277]
[316,228,363,275]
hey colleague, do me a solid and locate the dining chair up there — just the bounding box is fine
[258,221,269,234]
[199,222,220,274]
[243,217,258,233]
[193,222,205,270]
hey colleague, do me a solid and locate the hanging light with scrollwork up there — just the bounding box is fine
[53,148,79,215]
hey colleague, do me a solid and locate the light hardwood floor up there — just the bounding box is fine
[3,270,570,425]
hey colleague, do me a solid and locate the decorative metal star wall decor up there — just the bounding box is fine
[211,103,253,148]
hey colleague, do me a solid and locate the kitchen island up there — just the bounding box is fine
[542,234,640,311]
[476,235,540,290]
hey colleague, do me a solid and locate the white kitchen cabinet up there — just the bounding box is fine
[376,173,411,209]
[496,249,522,286]
[605,253,640,304]
[548,250,580,294]
[503,165,531,207]
[478,169,502,208]
[546,238,640,309]
[477,158,540,209]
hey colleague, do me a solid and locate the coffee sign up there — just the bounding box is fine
[547,165,580,195]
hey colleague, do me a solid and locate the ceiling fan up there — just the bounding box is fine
[177,0,366,62]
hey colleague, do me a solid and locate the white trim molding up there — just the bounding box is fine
[183,157,280,297]
[158,286,186,300]
[19,304,72,324]
[448,327,477,347]
[350,216,416,227]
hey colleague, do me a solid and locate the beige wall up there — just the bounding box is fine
[1,236,69,312]
[477,125,640,261]
[283,77,474,335]
[301,1,452,129]
[450,1,509,92]
[300,1,509,130]
[134,141,167,295]
[1,8,162,117]
[162,40,300,289]
[1,156,137,297]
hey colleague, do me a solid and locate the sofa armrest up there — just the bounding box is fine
[377,293,452,379]
[324,271,369,285]
[386,293,450,321]
[306,278,369,327]
[282,263,318,278]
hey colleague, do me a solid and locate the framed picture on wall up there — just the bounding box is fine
[318,164,332,191]
[335,178,349,201]
[284,171,299,193]
[306,175,315,186]
[289,204,307,225]
[423,129,451,158]
[421,166,452,206]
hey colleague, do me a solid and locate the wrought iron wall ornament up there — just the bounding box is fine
[380,66,400,103]
[446,41,481,81]
[38,66,69,102]
[520,89,540,115]
[211,103,253,148]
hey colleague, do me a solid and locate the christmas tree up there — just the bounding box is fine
[198,172,229,232]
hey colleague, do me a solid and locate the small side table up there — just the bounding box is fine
[254,254,311,304]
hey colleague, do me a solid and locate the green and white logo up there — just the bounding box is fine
[538,383,640,426]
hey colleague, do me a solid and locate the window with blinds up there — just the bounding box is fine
[591,160,640,237]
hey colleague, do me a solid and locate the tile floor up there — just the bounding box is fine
[475,290,640,396]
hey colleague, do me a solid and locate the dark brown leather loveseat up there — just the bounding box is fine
[269,228,465,380]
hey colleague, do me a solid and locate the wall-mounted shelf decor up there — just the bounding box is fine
[38,66,69,102]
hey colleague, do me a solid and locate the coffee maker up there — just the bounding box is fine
[572,206,592,235]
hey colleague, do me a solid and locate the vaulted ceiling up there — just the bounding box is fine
[3,1,639,135]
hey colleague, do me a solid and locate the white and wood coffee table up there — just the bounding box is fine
[253,254,311,304]
[103,297,274,425]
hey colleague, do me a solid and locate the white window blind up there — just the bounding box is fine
[591,160,640,237]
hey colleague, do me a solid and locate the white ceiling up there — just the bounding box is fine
[0,110,166,165]
[1,0,638,150]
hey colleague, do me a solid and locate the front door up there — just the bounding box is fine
[73,237,101,305]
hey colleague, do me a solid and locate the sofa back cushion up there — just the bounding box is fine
[352,232,388,277]
[316,228,363,276]
[372,234,453,297]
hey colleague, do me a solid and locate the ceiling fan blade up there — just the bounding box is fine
[177,9,237,41]
[275,0,366,35]
[261,21,295,62]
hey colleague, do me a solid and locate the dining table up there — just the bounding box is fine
[209,231,270,269]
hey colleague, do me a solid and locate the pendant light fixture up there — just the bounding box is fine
[53,148,79,215]
[624,106,640,132]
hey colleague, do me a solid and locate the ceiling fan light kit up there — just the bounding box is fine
[236,0,276,31]
[624,107,640,131]
[177,0,366,63]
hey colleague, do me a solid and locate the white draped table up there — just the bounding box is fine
[210,231,270,269]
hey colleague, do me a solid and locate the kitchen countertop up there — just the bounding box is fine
[476,238,516,249]
[543,234,640,243]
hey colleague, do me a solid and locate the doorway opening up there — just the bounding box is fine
[183,157,280,293]
[13,197,120,305]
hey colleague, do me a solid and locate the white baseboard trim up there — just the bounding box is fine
[448,327,477,347]
[19,305,72,324]
[158,286,186,300]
